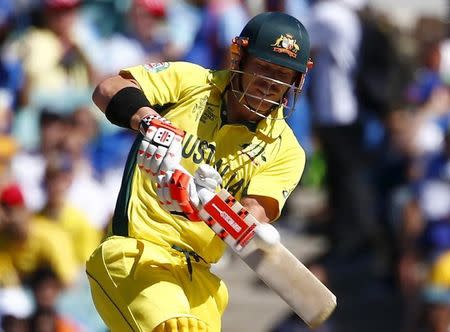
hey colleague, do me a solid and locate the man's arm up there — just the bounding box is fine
[92,74,159,130]
[93,73,190,213]
[240,195,279,223]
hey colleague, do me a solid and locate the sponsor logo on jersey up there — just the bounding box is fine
[144,62,170,73]
[271,34,300,58]
[200,105,218,123]
[192,95,208,121]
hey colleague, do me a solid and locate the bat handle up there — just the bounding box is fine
[253,223,280,251]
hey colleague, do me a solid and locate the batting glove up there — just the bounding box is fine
[155,164,222,221]
[137,115,184,178]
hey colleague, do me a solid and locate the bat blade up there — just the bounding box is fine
[240,242,337,328]
[199,189,337,327]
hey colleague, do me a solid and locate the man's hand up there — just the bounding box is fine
[137,115,184,177]
[193,164,223,205]
[155,164,222,221]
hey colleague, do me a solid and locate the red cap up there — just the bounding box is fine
[44,0,81,10]
[136,0,166,17]
[0,184,25,207]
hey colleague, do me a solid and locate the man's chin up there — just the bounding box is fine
[245,102,273,115]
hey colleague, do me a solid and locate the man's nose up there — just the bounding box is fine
[258,79,280,93]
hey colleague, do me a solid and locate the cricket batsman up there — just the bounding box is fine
[86,12,313,331]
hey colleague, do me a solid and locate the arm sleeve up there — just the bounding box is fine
[119,62,208,109]
[246,138,306,220]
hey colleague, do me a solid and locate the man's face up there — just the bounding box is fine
[45,171,73,206]
[40,118,68,154]
[46,7,78,39]
[238,56,297,115]
[0,205,30,241]
[129,2,165,43]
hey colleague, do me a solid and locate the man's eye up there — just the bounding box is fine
[278,74,290,82]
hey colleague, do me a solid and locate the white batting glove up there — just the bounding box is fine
[193,164,222,206]
[137,115,184,179]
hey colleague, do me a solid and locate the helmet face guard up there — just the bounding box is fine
[229,68,307,120]
[229,12,312,121]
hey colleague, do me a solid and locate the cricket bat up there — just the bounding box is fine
[197,189,337,328]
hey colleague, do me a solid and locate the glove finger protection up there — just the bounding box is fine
[159,137,183,175]
[152,157,222,222]
[137,114,184,177]
[169,169,199,220]
[156,171,183,212]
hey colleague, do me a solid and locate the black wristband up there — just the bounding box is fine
[105,87,151,129]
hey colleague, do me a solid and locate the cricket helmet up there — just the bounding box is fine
[229,12,313,120]
[233,12,311,73]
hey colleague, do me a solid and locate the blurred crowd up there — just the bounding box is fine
[0,0,449,331]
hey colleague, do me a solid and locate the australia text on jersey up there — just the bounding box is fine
[181,133,269,197]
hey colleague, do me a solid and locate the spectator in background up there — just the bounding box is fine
[165,0,205,61]
[13,107,120,232]
[125,0,170,63]
[398,126,450,332]
[406,40,444,107]
[75,0,172,80]
[307,0,385,259]
[5,0,93,110]
[29,268,82,332]
[12,109,69,212]
[0,287,32,332]
[423,251,450,332]
[0,134,18,190]
[439,37,450,85]
[183,0,248,69]
[265,0,311,23]
[0,0,24,132]
[0,184,78,288]
[1,315,29,332]
[34,155,101,268]
[63,107,112,231]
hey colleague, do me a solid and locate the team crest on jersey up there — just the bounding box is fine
[144,62,170,73]
[271,34,300,58]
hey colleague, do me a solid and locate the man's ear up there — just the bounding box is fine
[230,37,248,70]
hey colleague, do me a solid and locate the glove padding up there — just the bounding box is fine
[137,115,184,178]
[156,164,222,221]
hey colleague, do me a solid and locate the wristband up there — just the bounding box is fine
[105,87,151,129]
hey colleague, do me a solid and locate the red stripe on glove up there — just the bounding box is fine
[169,169,200,221]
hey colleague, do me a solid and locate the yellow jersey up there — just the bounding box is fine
[110,62,306,263]
[34,204,102,266]
[0,219,78,287]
